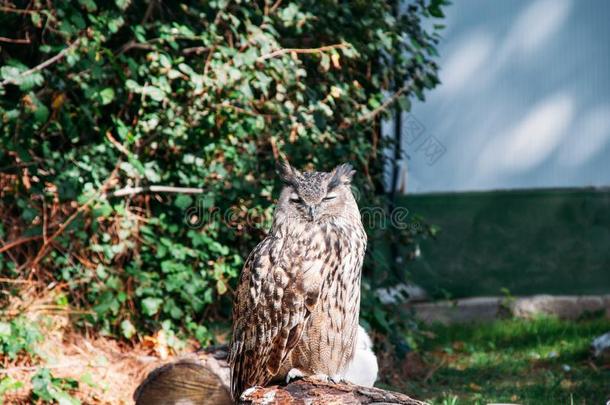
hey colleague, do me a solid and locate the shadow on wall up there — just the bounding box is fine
[389,0,610,194]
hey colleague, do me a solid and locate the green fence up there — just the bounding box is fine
[399,187,610,298]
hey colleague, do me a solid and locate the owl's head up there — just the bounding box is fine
[274,160,358,223]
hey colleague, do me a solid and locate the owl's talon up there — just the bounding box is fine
[310,374,343,384]
[286,368,306,383]
[309,373,333,383]
[329,374,343,384]
[240,386,262,400]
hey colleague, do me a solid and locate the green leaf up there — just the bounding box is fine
[141,298,163,316]
[107,16,125,33]
[53,390,81,405]
[0,66,23,83]
[31,368,54,401]
[115,0,130,10]
[79,372,97,388]
[32,101,49,123]
[120,319,136,339]
[174,195,193,210]
[320,53,330,72]
[30,12,42,27]
[398,96,411,112]
[428,4,445,18]
[99,88,115,105]
[0,322,10,336]
[216,279,227,295]
[143,86,164,102]
[0,376,24,398]
[78,0,97,12]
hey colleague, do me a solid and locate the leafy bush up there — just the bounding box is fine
[0,317,81,404]
[0,0,445,343]
[31,368,80,405]
[0,317,43,361]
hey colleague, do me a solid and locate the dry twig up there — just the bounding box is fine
[16,165,120,274]
[358,80,413,123]
[0,235,43,254]
[1,39,81,87]
[0,35,30,44]
[257,43,348,62]
[110,185,204,198]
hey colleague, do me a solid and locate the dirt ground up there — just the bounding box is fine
[0,289,200,404]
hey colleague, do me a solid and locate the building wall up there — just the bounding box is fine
[389,0,610,194]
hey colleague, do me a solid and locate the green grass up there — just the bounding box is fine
[401,316,610,405]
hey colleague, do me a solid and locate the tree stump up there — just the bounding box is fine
[133,351,232,405]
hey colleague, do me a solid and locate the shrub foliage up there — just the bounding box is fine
[0,0,445,343]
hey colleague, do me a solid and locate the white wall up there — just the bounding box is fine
[388,0,610,193]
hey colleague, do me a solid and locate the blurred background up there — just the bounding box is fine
[386,0,610,299]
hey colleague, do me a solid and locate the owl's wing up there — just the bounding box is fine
[229,233,324,399]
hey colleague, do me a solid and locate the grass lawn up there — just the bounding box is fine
[395,315,610,404]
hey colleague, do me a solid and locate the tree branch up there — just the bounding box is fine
[240,378,429,405]
[0,35,30,44]
[110,185,204,198]
[0,235,43,254]
[105,131,132,157]
[269,0,283,14]
[1,38,80,86]
[358,80,413,123]
[0,6,39,14]
[0,362,103,374]
[116,40,156,54]
[0,277,36,284]
[182,46,211,55]
[15,164,119,273]
[257,43,348,62]
[213,102,276,119]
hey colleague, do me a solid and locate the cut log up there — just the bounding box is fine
[134,347,428,405]
[133,349,232,405]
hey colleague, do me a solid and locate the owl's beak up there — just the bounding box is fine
[307,205,317,221]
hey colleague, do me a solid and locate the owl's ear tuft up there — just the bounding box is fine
[277,160,301,185]
[328,163,355,189]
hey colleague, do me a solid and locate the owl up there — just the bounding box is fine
[229,161,367,400]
